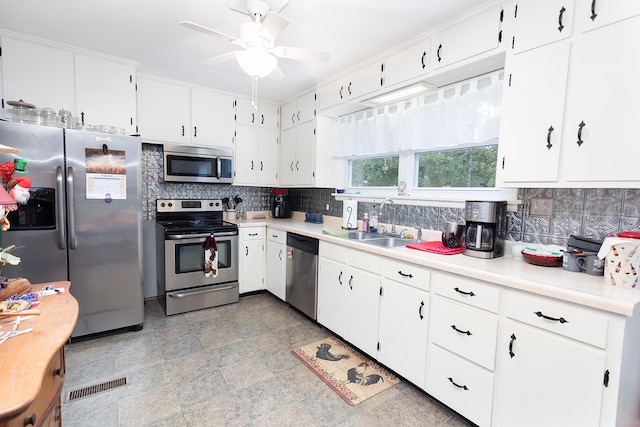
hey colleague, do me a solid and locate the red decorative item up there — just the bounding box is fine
[0,161,16,183]
[522,251,563,267]
[406,241,464,255]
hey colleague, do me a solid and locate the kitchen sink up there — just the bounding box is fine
[346,231,386,240]
[361,237,417,248]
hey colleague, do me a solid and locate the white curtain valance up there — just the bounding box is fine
[332,71,503,158]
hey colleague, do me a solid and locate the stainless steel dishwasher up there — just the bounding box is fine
[285,233,319,320]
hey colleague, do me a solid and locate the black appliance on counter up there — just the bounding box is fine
[271,189,292,218]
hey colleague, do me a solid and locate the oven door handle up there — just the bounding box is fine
[168,283,238,298]
[166,231,238,240]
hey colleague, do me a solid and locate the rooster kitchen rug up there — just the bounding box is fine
[291,336,400,406]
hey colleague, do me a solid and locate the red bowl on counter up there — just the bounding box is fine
[522,251,563,267]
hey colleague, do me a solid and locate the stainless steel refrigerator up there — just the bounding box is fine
[0,120,143,338]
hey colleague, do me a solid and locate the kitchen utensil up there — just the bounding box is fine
[0,309,40,317]
[522,251,563,267]
[442,221,464,248]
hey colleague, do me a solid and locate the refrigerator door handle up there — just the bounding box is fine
[56,166,66,250]
[67,166,77,250]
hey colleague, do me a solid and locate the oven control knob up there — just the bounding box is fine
[160,202,165,207]
[214,202,219,207]
[168,202,173,207]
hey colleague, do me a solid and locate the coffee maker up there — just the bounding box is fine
[271,189,292,218]
[463,201,507,259]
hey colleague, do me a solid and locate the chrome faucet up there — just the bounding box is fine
[379,198,396,235]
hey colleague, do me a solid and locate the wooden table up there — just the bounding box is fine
[0,281,78,426]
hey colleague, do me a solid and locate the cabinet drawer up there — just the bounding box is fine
[266,227,286,244]
[241,227,264,240]
[505,291,608,349]
[430,297,498,370]
[381,259,430,291]
[319,241,349,263]
[349,249,381,274]
[432,271,499,313]
[427,344,494,427]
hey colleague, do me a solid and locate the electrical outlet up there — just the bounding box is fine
[325,203,330,211]
[529,198,553,217]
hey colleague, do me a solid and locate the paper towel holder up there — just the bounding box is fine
[342,199,358,230]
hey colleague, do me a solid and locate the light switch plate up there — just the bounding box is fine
[529,198,553,217]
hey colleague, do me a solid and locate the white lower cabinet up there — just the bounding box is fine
[317,242,381,357]
[265,228,286,300]
[428,344,495,427]
[239,227,265,294]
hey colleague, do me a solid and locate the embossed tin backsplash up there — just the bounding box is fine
[142,144,640,246]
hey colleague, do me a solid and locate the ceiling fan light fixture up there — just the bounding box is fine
[236,46,277,78]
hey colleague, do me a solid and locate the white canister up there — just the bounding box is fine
[342,199,358,230]
[599,238,640,288]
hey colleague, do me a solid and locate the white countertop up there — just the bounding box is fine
[229,213,640,317]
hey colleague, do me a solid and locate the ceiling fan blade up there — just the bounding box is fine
[268,65,285,80]
[272,46,330,62]
[202,51,240,66]
[180,21,240,44]
[259,12,289,42]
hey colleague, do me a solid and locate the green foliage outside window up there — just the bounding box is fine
[350,157,399,187]
[416,145,498,188]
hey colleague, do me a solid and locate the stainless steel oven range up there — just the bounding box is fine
[156,199,239,315]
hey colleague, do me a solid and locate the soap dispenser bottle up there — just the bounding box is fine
[362,213,370,232]
[370,205,378,233]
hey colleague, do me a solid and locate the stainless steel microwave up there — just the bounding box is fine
[163,144,233,184]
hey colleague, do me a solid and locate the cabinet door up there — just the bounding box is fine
[279,127,296,186]
[1,37,75,113]
[234,125,258,185]
[75,54,136,133]
[432,7,502,70]
[266,240,285,300]
[575,0,640,32]
[280,99,298,130]
[383,38,431,88]
[561,15,640,183]
[258,128,279,186]
[136,77,190,143]
[493,320,605,427]
[297,91,317,124]
[378,278,429,388]
[294,121,316,186]
[317,256,347,336]
[316,79,344,111]
[344,266,380,357]
[240,238,264,293]
[259,102,279,129]
[346,62,383,100]
[497,40,570,184]
[235,97,258,126]
[191,88,235,148]
[511,0,574,54]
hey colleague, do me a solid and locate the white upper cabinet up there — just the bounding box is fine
[382,38,432,88]
[431,6,503,70]
[574,0,640,31]
[235,97,279,128]
[497,40,571,184]
[560,14,640,183]
[190,88,235,148]
[316,61,383,112]
[509,0,575,54]
[136,76,191,144]
[75,54,136,133]
[1,37,75,114]
[281,90,316,130]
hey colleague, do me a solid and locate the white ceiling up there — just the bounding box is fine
[0,0,491,103]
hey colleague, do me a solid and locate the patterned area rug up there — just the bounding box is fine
[291,336,400,406]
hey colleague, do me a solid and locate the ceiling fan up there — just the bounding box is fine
[180,0,330,79]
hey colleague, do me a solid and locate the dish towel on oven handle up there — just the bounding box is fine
[204,233,218,278]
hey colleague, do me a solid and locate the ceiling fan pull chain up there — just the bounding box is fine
[251,76,259,110]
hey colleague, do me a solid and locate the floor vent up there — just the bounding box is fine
[66,377,129,402]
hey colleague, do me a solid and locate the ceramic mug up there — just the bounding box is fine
[562,251,585,272]
[577,253,605,276]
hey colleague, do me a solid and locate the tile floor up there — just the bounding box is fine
[61,293,475,426]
